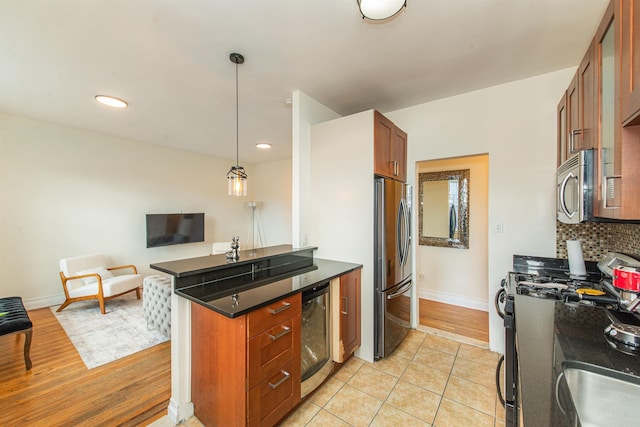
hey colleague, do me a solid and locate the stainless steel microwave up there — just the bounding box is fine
[557,150,594,224]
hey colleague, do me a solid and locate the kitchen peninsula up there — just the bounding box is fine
[150,245,362,426]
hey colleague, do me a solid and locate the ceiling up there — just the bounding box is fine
[0,0,609,165]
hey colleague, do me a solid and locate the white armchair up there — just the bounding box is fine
[57,254,142,314]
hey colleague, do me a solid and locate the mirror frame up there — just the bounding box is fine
[418,169,470,249]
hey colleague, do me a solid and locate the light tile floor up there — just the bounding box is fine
[151,330,505,427]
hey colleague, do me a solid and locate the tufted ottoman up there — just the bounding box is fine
[0,296,33,370]
[143,275,172,336]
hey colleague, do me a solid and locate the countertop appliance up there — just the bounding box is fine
[496,254,640,426]
[374,176,412,359]
[557,149,594,224]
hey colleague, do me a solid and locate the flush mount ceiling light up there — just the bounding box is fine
[227,52,248,197]
[256,142,272,149]
[95,95,128,108]
[357,0,407,21]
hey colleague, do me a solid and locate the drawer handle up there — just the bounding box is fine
[268,301,291,315]
[269,326,291,341]
[268,370,290,389]
[341,296,348,315]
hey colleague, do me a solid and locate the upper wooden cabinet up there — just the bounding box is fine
[594,0,640,220]
[559,0,640,220]
[621,0,640,125]
[558,41,597,165]
[374,111,407,182]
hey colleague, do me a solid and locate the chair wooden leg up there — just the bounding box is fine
[99,298,106,315]
[56,300,72,313]
[23,328,32,370]
[135,287,141,300]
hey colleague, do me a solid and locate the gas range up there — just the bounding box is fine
[507,272,619,309]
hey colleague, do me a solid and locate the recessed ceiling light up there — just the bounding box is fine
[256,143,272,149]
[95,95,128,109]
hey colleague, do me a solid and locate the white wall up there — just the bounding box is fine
[387,68,574,352]
[291,90,340,247]
[310,110,376,362]
[252,158,293,247]
[0,112,292,308]
[416,155,489,311]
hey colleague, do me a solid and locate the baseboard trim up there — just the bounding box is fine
[23,294,65,310]
[418,289,488,312]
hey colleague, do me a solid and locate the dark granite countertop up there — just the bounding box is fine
[150,244,316,278]
[175,258,361,318]
[515,295,640,426]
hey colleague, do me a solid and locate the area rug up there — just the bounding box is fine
[51,293,169,369]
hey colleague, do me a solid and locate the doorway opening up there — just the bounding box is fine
[415,154,489,344]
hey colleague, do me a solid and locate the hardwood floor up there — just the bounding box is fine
[0,307,170,427]
[419,298,489,343]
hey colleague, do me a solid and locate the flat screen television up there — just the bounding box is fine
[146,213,205,248]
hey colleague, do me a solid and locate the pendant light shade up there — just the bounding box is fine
[357,0,406,21]
[227,52,247,196]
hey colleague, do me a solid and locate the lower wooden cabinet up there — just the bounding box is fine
[332,268,362,363]
[191,293,301,427]
[191,269,362,426]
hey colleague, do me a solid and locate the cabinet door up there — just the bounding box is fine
[576,39,597,151]
[595,1,620,218]
[374,111,394,178]
[339,269,361,361]
[557,92,568,166]
[566,73,580,156]
[621,0,640,125]
[392,126,407,182]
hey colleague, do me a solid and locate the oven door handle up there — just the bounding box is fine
[496,354,506,407]
[495,288,506,319]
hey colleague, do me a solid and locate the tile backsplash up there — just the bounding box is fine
[556,221,640,261]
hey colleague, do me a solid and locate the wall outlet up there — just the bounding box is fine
[494,221,504,233]
[418,273,425,280]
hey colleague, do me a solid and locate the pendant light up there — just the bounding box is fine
[227,52,248,196]
[357,0,406,21]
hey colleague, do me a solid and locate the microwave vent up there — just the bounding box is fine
[558,152,581,175]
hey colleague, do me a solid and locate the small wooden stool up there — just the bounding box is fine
[0,297,33,370]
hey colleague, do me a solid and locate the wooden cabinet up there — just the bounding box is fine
[191,294,301,427]
[557,91,568,166]
[557,0,640,219]
[558,41,597,165]
[331,268,361,363]
[621,0,640,125]
[593,0,640,219]
[374,110,407,182]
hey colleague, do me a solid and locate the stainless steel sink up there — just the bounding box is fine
[561,361,640,427]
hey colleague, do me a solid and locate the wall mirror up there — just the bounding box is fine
[419,169,469,249]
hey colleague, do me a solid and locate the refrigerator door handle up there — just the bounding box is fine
[387,280,412,299]
[397,198,410,267]
[397,198,405,266]
[402,198,410,266]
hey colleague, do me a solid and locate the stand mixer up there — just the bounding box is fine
[598,252,640,354]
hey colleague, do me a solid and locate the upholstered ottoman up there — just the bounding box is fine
[143,275,172,336]
[0,296,33,370]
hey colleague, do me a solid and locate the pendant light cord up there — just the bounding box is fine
[235,60,239,168]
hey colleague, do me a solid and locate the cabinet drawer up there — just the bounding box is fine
[247,357,301,427]
[247,293,301,338]
[247,315,300,389]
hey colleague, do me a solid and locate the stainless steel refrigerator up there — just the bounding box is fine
[374,177,412,359]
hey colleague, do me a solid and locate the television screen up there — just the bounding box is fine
[146,213,205,248]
